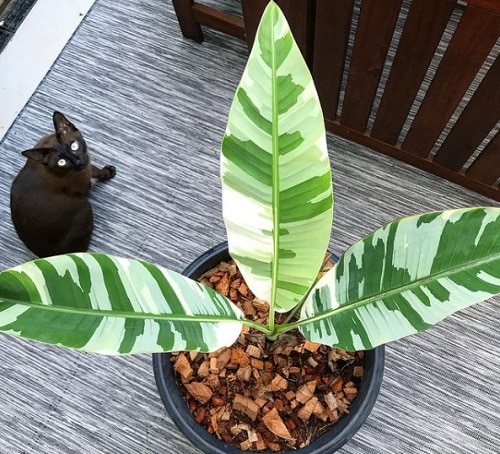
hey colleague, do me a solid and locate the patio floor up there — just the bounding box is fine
[0,1,498,453]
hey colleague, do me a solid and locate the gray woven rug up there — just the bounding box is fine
[0,1,498,453]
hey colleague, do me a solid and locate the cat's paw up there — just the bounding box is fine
[99,165,116,181]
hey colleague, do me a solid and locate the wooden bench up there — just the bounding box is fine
[172,0,500,201]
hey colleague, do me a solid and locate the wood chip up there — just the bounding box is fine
[325,392,338,411]
[353,366,364,377]
[230,423,250,436]
[210,414,220,435]
[236,365,253,381]
[220,408,231,421]
[233,394,260,421]
[313,400,328,422]
[330,377,344,393]
[246,344,262,359]
[336,397,349,413]
[274,399,284,411]
[216,348,232,370]
[252,298,268,310]
[242,299,256,317]
[267,374,288,392]
[240,439,253,451]
[197,360,210,377]
[184,382,213,404]
[285,418,296,430]
[267,442,282,451]
[174,353,193,381]
[296,380,317,404]
[231,346,251,367]
[303,340,321,353]
[205,373,221,390]
[262,408,295,442]
[194,407,206,424]
[328,408,340,422]
[230,278,241,289]
[344,381,358,400]
[251,358,264,370]
[212,396,225,407]
[209,357,219,374]
[238,282,249,296]
[215,273,230,296]
[297,396,318,422]
[308,357,319,368]
[256,433,267,450]
[247,430,259,443]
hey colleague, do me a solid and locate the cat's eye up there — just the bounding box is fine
[57,159,67,167]
[71,141,79,152]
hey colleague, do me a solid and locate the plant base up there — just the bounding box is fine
[153,242,385,453]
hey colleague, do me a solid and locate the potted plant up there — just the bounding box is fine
[0,2,499,453]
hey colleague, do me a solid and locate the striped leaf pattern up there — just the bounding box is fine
[0,253,244,354]
[299,208,500,350]
[221,2,333,312]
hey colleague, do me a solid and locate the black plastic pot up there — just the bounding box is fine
[153,242,385,454]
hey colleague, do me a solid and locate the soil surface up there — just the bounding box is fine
[172,255,364,452]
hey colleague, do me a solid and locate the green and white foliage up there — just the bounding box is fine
[0,254,244,354]
[299,208,500,350]
[221,2,333,312]
[0,2,499,358]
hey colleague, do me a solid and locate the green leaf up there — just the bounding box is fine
[298,208,500,350]
[221,1,333,313]
[0,253,245,354]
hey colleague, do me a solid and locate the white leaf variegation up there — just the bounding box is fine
[0,254,245,354]
[298,208,500,350]
[221,2,333,313]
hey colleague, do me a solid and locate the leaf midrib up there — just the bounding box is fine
[0,298,265,326]
[269,3,280,333]
[290,250,500,330]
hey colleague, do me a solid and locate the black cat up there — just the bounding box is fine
[10,111,116,258]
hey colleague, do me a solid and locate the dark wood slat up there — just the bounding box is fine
[402,6,500,157]
[467,132,500,186]
[312,0,354,120]
[241,0,266,49]
[340,0,403,132]
[433,55,500,170]
[241,0,315,64]
[192,3,245,40]
[325,119,500,201]
[172,0,204,42]
[371,0,455,145]
[466,0,500,14]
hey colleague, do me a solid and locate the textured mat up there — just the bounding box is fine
[0,1,499,453]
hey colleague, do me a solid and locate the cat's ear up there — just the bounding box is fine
[53,111,77,138]
[22,148,52,164]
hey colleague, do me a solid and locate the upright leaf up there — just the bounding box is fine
[0,254,245,354]
[299,208,500,350]
[221,2,333,312]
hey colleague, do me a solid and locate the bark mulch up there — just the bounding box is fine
[171,255,365,452]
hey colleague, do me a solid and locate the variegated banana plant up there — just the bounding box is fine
[0,2,499,355]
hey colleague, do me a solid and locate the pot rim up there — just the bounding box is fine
[153,241,385,454]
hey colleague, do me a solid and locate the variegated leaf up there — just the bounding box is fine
[0,253,245,354]
[298,208,500,350]
[221,1,333,312]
